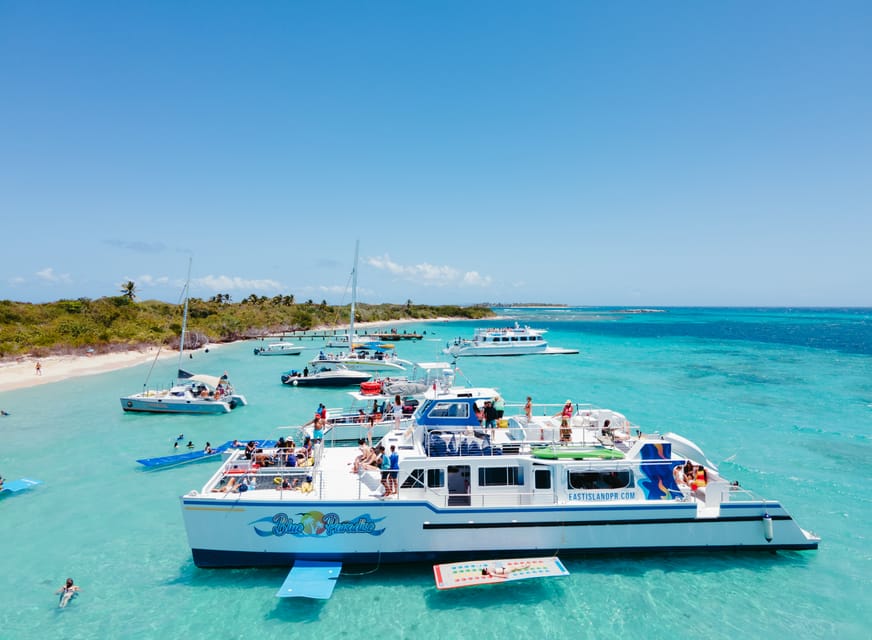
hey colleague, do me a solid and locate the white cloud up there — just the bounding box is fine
[35,267,72,283]
[194,275,282,292]
[126,274,171,288]
[366,255,492,288]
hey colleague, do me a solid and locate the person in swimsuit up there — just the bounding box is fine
[557,400,573,443]
[481,563,531,578]
[56,578,81,608]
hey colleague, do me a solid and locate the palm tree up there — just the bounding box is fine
[120,281,137,300]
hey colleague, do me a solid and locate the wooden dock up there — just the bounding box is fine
[255,330,423,341]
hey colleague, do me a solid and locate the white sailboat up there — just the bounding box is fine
[310,240,411,373]
[120,259,247,414]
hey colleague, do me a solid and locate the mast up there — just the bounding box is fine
[349,240,359,351]
[178,257,192,374]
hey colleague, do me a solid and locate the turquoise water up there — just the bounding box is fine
[1,308,870,639]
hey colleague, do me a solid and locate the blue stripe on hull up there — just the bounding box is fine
[191,541,818,569]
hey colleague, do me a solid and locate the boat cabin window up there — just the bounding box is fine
[401,468,425,489]
[567,469,632,490]
[427,468,445,488]
[427,401,470,419]
[478,466,522,487]
[534,468,551,490]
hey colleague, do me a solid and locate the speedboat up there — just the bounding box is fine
[360,362,456,397]
[280,362,372,388]
[444,322,578,357]
[308,347,411,373]
[253,342,302,356]
[180,387,819,568]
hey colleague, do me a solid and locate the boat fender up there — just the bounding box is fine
[763,513,774,542]
[293,379,298,386]
[126,401,133,408]
[273,476,282,485]
[228,399,237,409]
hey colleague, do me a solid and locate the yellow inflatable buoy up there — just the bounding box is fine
[273,477,282,485]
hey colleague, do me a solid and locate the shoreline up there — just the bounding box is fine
[0,317,464,394]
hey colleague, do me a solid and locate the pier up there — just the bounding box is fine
[254,330,424,341]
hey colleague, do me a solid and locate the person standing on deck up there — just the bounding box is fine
[493,395,505,422]
[392,394,403,430]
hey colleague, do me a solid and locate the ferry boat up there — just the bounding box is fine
[180,387,819,567]
[444,323,578,357]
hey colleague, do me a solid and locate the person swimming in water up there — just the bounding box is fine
[56,578,81,608]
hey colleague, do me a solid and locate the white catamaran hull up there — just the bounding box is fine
[121,393,247,414]
[182,493,817,567]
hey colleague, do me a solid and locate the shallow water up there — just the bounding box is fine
[1,308,870,639]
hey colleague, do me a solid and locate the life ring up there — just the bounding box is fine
[273,477,282,485]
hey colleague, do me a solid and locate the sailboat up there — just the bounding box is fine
[120,260,247,414]
[307,240,411,374]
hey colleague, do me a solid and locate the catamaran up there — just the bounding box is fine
[180,386,818,568]
[120,259,247,414]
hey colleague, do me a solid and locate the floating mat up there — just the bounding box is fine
[276,561,342,599]
[433,556,569,590]
[0,478,42,494]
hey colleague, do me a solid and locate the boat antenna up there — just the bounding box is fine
[349,239,359,352]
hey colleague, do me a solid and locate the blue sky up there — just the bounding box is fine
[1,1,869,306]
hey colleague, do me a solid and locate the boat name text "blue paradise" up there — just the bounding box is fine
[250,511,386,538]
[569,490,637,502]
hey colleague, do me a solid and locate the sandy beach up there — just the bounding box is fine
[0,348,180,393]
[0,317,462,394]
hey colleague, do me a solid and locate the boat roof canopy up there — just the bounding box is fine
[189,374,223,387]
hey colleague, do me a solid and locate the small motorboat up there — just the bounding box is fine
[281,363,372,388]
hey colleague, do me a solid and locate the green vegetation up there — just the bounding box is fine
[0,296,494,359]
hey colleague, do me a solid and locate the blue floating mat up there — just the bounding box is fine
[1,478,42,494]
[276,561,342,599]
[137,438,275,469]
